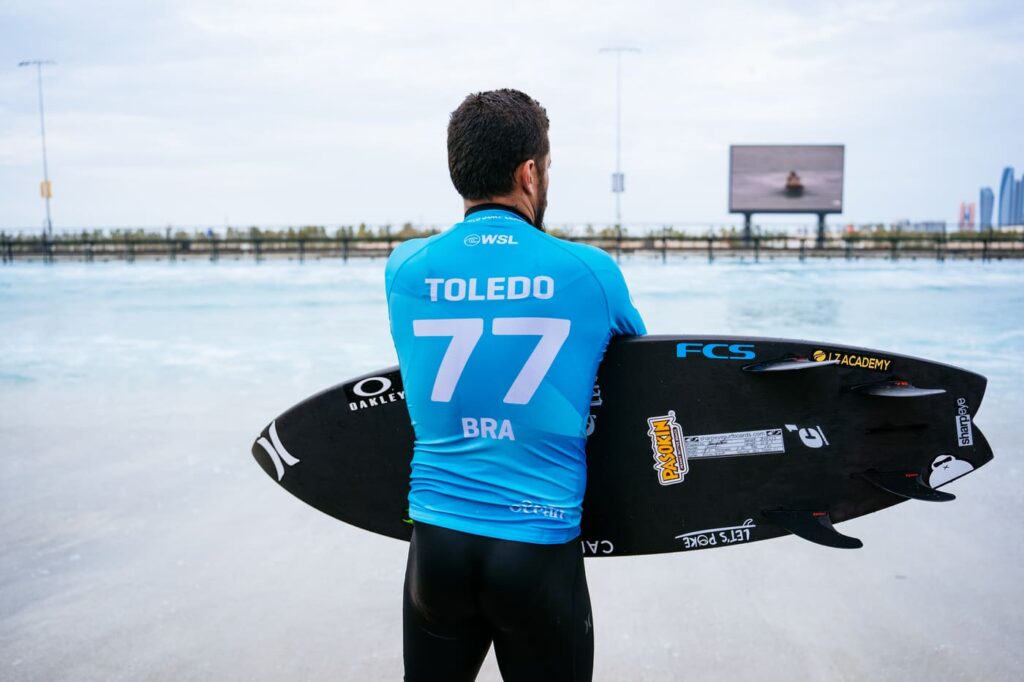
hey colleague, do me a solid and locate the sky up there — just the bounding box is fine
[0,0,1022,233]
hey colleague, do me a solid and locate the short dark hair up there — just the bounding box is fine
[447,89,550,200]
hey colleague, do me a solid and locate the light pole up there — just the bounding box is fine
[598,46,640,242]
[18,59,56,238]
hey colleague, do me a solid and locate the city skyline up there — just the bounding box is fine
[2,0,1023,232]
[996,166,1024,227]
[980,187,994,228]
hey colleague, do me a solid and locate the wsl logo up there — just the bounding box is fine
[464,233,519,246]
[255,421,300,481]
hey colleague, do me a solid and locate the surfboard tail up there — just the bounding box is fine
[855,470,956,502]
[762,509,863,549]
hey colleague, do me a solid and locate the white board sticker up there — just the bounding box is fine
[683,429,785,459]
[929,454,974,488]
[954,397,974,447]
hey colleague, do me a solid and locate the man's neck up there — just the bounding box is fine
[463,196,535,226]
[463,202,534,225]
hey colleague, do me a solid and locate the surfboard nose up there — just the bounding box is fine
[251,425,278,480]
[251,420,301,482]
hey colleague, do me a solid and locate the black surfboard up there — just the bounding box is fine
[250,336,993,556]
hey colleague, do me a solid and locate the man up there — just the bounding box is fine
[385,89,645,682]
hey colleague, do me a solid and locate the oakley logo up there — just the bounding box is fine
[352,376,392,397]
[255,420,300,481]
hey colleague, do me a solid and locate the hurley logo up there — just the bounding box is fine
[255,421,300,481]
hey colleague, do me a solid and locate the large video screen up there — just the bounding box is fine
[729,145,844,213]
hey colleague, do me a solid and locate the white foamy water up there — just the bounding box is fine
[1,256,1022,681]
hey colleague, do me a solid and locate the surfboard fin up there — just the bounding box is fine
[742,355,839,372]
[761,510,863,549]
[855,470,956,502]
[849,379,946,397]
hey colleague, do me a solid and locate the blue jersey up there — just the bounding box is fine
[385,206,646,544]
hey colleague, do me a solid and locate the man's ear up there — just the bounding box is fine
[516,159,538,199]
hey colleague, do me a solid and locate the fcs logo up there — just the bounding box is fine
[255,420,300,481]
[464,233,519,246]
[676,342,756,361]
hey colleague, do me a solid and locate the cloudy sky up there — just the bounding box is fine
[1,0,1021,232]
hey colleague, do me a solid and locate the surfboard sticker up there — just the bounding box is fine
[647,411,688,485]
[683,428,786,459]
[255,420,300,481]
[929,454,975,488]
[345,374,406,412]
[812,348,892,372]
[675,518,757,550]
[954,397,974,447]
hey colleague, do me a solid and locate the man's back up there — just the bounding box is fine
[386,206,645,544]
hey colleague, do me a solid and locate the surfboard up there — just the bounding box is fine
[250,336,993,556]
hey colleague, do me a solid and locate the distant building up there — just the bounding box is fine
[913,221,947,234]
[998,167,1016,226]
[1016,177,1024,225]
[979,187,994,228]
[958,202,976,230]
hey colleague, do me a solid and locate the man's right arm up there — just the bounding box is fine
[384,238,427,304]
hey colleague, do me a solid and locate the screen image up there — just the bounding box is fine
[729,145,844,213]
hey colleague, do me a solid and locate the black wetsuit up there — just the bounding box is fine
[403,522,594,682]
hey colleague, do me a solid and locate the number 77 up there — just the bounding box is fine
[412,317,571,404]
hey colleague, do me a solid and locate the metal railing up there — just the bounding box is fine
[2,231,1022,264]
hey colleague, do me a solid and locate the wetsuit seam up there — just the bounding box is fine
[386,227,465,302]
[386,240,426,302]
[537,236,614,331]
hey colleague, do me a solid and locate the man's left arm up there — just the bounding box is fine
[596,257,646,337]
